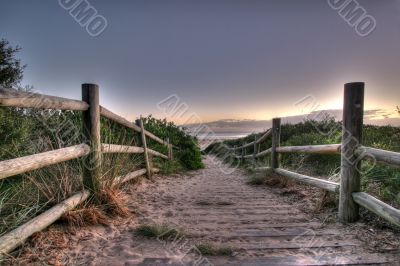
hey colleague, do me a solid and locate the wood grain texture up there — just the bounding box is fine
[82,84,102,191]
[276,144,341,154]
[101,144,144,154]
[0,191,90,257]
[274,168,340,193]
[353,192,400,227]
[0,88,89,111]
[0,144,90,180]
[339,82,364,223]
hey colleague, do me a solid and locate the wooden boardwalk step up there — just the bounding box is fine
[210,254,390,266]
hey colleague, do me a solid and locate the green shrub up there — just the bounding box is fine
[142,115,204,170]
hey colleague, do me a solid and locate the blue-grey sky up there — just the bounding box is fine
[1,0,399,123]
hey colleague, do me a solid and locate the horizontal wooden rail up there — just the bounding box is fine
[145,131,168,146]
[276,144,341,155]
[255,148,272,158]
[0,88,89,111]
[115,168,147,184]
[101,144,144,154]
[232,129,272,151]
[242,144,341,160]
[100,106,168,146]
[100,106,141,131]
[0,144,90,180]
[356,146,400,167]
[274,168,340,193]
[148,148,169,159]
[353,192,400,227]
[0,190,90,257]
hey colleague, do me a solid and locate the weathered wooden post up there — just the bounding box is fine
[271,118,281,169]
[136,117,152,179]
[167,138,173,160]
[253,135,257,165]
[241,147,245,164]
[82,83,101,191]
[339,82,365,223]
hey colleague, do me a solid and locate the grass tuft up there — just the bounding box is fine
[246,175,266,186]
[133,224,185,240]
[195,242,234,256]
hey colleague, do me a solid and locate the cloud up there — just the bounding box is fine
[186,109,400,134]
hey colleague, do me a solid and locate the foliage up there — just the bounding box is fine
[195,243,234,256]
[133,224,184,240]
[142,115,204,170]
[0,39,25,88]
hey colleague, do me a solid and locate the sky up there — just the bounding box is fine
[1,0,399,124]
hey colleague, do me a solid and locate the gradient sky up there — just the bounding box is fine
[1,0,399,124]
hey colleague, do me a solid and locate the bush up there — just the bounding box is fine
[142,115,204,170]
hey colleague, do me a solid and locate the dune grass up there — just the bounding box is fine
[133,224,185,240]
[195,242,234,256]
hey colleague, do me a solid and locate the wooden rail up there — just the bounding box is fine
[0,84,172,256]
[101,144,144,154]
[0,144,90,180]
[0,191,90,256]
[274,168,340,193]
[0,88,89,111]
[352,192,400,227]
[100,106,168,146]
[228,82,400,228]
[232,129,271,151]
[356,146,400,167]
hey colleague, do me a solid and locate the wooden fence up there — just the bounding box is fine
[231,82,400,227]
[0,84,172,256]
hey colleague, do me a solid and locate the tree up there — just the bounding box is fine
[0,39,26,88]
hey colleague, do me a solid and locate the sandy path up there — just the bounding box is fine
[34,155,397,265]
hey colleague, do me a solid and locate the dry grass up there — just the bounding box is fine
[96,187,131,217]
[60,206,109,227]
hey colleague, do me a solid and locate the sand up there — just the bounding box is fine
[9,155,399,265]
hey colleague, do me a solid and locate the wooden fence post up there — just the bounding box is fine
[253,135,257,164]
[167,138,173,161]
[271,118,281,169]
[241,147,245,164]
[82,84,101,191]
[339,82,365,223]
[136,117,152,179]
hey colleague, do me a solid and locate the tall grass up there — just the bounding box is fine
[0,108,201,236]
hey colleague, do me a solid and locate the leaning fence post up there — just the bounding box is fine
[136,117,152,179]
[82,83,102,192]
[339,82,365,223]
[271,118,281,169]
